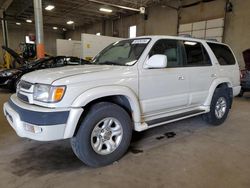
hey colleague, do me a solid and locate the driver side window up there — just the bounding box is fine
[149,39,183,68]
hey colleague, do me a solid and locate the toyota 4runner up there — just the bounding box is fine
[3,36,241,167]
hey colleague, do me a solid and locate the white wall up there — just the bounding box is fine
[56,39,82,57]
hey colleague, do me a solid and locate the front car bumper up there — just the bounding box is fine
[3,95,83,141]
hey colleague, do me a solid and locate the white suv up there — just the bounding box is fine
[3,36,241,167]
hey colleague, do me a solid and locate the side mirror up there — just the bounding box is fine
[144,54,167,69]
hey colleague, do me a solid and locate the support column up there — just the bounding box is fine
[33,0,45,58]
[1,12,9,47]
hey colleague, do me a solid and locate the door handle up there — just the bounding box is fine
[211,73,217,78]
[178,76,185,80]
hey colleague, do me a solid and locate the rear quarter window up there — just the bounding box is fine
[207,43,236,65]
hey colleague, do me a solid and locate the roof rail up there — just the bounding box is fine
[178,34,192,38]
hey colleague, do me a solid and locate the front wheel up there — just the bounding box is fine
[71,102,132,167]
[203,88,231,126]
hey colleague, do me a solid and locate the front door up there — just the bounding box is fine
[139,39,189,118]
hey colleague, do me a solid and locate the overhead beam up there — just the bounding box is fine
[0,0,13,18]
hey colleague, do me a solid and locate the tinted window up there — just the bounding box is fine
[183,41,211,66]
[208,43,236,65]
[149,39,183,67]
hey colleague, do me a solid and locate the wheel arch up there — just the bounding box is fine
[72,85,140,120]
[204,78,233,106]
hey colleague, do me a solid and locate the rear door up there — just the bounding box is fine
[182,41,216,106]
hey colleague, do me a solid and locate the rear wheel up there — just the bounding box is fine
[71,102,132,167]
[203,88,230,126]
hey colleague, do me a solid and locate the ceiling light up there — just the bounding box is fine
[26,19,32,23]
[16,22,21,25]
[53,27,58,30]
[63,28,67,31]
[67,20,74,25]
[45,5,55,11]
[99,8,112,13]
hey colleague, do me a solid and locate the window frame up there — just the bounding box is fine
[207,42,236,66]
[148,39,184,68]
[182,41,212,67]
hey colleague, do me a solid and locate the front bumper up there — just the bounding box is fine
[3,95,83,141]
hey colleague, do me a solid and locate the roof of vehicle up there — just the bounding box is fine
[130,35,225,45]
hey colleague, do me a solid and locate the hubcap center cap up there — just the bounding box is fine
[100,129,112,140]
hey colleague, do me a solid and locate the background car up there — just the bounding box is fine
[238,49,250,97]
[0,56,89,92]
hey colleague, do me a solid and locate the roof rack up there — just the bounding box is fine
[178,34,219,42]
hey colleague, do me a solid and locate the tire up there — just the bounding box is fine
[71,102,132,167]
[203,87,231,126]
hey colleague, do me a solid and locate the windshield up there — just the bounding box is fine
[92,38,150,66]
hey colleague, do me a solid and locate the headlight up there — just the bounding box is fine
[0,69,20,77]
[33,84,66,103]
[0,71,13,77]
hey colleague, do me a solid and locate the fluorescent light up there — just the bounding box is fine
[45,5,55,11]
[99,8,112,13]
[96,32,101,36]
[53,27,58,30]
[26,19,32,23]
[16,22,21,25]
[184,41,197,46]
[62,28,67,31]
[67,20,74,25]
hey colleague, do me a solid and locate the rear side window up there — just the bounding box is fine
[183,41,211,67]
[207,43,236,65]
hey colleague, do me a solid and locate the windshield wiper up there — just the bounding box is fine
[98,61,125,66]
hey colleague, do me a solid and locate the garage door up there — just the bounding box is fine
[178,18,224,42]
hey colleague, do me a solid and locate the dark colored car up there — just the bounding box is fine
[0,48,89,91]
[238,49,250,97]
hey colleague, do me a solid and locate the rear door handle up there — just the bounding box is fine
[178,76,185,80]
[211,73,217,78]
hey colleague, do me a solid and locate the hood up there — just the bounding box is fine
[0,68,21,77]
[21,64,125,84]
[2,46,25,65]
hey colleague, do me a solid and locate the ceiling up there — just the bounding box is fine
[2,0,212,30]
[4,0,157,30]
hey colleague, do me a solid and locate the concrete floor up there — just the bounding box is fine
[0,89,250,188]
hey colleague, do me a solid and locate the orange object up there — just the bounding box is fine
[37,43,45,58]
[53,87,65,102]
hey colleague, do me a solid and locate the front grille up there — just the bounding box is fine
[19,80,32,90]
[17,92,29,103]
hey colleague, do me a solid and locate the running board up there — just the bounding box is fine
[146,109,206,126]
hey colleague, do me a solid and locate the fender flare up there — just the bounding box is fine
[204,78,233,106]
[71,85,142,123]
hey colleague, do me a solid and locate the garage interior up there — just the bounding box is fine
[0,0,250,187]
